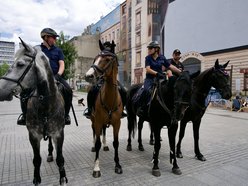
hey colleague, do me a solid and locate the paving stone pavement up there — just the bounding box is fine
[0,91,247,186]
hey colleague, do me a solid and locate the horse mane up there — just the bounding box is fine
[193,67,213,87]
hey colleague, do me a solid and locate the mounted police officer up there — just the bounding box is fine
[167,49,184,77]
[83,41,127,119]
[17,28,72,125]
[136,41,182,117]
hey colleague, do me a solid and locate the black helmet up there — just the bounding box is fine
[40,28,59,38]
[147,41,160,48]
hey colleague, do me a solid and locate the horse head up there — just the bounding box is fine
[0,38,53,101]
[211,59,232,99]
[173,71,199,121]
[85,40,118,83]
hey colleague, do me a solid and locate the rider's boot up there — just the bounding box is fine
[83,108,92,119]
[17,113,26,125]
[17,94,28,126]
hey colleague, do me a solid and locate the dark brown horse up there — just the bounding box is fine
[85,40,123,178]
[176,59,232,161]
[0,39,67,185]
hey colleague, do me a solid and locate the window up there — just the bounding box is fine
[135,11,141,30]
[136,51,141,67]
[244,73,248,91]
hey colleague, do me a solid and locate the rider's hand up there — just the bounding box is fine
[55,74,62,81]
[156,72,166,79]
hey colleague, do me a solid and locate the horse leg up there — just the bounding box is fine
[149,123,155,145]
[47,136,54,162]
[91,126,96,152]
[93,127,102,178]
[138,118,144,151]
[168,122,182,175]
[193,120,206,161]
[29,133,42,185]
[176,119,188,158]
[53,130,68,185]
[151,125,161,177]
[102,126,109,151]
[126,114,135,151]
[113,122,122,174]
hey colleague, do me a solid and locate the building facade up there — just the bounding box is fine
[164,0,248,95]
[69,34,100,90]
[0,40,15,65]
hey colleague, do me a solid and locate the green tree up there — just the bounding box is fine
[0,63,10,76]
[56,32,78,80]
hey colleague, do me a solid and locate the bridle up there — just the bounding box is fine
[91,51,118,76]
[0,53,36,92]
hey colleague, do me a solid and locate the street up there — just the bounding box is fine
[0,91,248,186]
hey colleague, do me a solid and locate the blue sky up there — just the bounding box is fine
[0,0,124,47]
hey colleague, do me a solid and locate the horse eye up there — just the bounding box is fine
[16,61,25,67]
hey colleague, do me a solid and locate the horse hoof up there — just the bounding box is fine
[196,155,206,161]
[47,155,54,162]
[176,153,183,158]
[152,169,161,177]
[92,171,101,178]
[138,145,144,151]
[149,140,154,145]
[91,147,96,152]
[172,167,182,175]
[60,177,68,185]
[126,145,132,151]
[33,177,41,185]
[103,146,109,151]
[115,166,123,174]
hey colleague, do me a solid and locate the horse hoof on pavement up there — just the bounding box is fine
[91,147,96,152]
[60,177,68,185]
[138,145,144,151]
[103,146,109,151]
[47,155,53,162]
[126,145,132,151]
[152,169,161,177]
[115,166,123,174]
[149,140,154,145]
[195,154,206,161]
[176,152,183,158]
[93,171,101,178]
[33,177,41,185]
[172,167,182,175]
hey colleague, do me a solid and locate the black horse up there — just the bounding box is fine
[127,71,198,176]
[176,59,232,161]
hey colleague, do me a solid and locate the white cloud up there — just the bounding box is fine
[0,0,124,47]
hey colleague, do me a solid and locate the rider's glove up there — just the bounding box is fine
[55,74,62,82]
[156,72,166,79]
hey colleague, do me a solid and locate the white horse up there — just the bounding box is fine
[0,38,67,185]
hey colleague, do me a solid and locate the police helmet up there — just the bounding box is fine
[147,41,160,48]
[40,28,59,38]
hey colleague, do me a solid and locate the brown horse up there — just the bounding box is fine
[85,40,123,178]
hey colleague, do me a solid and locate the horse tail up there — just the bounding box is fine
[126,83,142,138]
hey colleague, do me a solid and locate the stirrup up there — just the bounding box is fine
[83,108,91,119]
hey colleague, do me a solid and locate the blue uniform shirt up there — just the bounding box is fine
[41,44,64,75]
[145,54,170,79]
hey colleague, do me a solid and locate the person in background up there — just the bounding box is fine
[167,49,184,77]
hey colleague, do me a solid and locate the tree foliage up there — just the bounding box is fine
[0,63,10,76]
[56,32,78,80]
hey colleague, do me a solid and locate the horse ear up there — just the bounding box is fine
[214,59,220,69]
[19,37,32,52]
[99,40,105,51]
[223,60,230,69]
